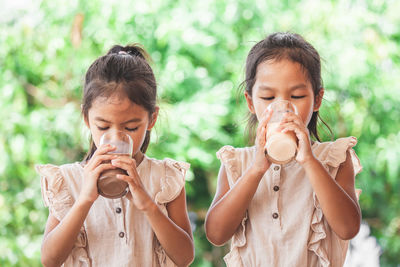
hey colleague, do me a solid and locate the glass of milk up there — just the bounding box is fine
[265,100,298,164]
[97,130,133,198]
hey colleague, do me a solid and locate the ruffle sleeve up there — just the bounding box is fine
[35,164,90,266]
[308,137,363,266]
[153,159,190,266]
[216,145,241,185]
[154,159,189,205]
[36,164,74,221]
[318,136,362,177]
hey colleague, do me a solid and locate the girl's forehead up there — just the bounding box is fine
[89,95,147,118]
[94,93,128,105]
[92,93,138,108]
[255,60,310,84]
[257,59,304,74]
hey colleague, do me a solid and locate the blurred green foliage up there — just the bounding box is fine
[1,0,400,266]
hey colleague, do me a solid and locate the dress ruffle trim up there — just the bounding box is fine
[154,159,189,204]
[319,136,362,175]
[308,195,330,267]
[36,164,74,221]
[216,146,240,182]
[64,230,91,267]
[35,164,90,266]
[308,136,362,267]
[223,213,248,267]
[154,237,177,267]
[223,251,243,267]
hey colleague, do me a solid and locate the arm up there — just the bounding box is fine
[204,163,266,246]
[145,188,194,267]
[281,113,361,240]
[41,200,92,267]
[302,150,361,240]
[205,108,273,246]
[41,144,117,266]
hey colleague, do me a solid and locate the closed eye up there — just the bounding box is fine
[291,95,306,99]
[126,127,139,132]
[261,97,275,101]
[97,126,109,131]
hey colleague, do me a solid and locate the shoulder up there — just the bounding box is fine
[312,136,362,175]
[216,145,254,158]
[35,163,81,220]
[216,145,255,165]
[35,162,82,184]
[144,156,190,205]
[145,156,190,178]
[216,145,255,184]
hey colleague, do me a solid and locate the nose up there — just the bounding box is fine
[274,96,290,102]
[107,127,128,133]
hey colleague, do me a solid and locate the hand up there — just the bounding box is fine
[279,113,315,164]
[80,144,118,204]
[251,108,273,174]
[111,156,155,211]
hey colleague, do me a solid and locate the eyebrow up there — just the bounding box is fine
[258,84,308,91]
[94,117,142,124]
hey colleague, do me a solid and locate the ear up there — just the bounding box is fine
[147,106,159,130]
[244,91,256,114]
[84,115,90,129]
[313,88,324,112]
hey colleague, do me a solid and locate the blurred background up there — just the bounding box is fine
[1,0,399,266]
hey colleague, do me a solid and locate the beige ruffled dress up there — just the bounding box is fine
[217,137,362,267]
[36,155,189,267]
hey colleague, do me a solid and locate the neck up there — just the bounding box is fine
[133,151,145,166]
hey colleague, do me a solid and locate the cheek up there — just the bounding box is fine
[88,127,102,148]
[253,100,269,121]
[130,127,149,153]
[298,102,315,125]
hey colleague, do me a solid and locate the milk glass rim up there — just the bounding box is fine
[99,130,133,155]
[266,99,298,115]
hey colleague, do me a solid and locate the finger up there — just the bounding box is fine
[259,108,273,129]
[93,144,117,157]
[87,154,119,170]
[111,159,139,178]
[258,125,267,147]
[112,155,137,167]
[92,163,117,178]
[280,113,303,125]
[279,122,301,133]
[256,109,272,141]
[280,123,309,140]
[116,174,139,190]
[86,144,117,168]
[256,124,265,141]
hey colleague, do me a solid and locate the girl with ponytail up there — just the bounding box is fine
[36,44,194,266]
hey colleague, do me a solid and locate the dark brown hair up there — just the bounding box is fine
[82,44,157,161]
[243,32,331,142]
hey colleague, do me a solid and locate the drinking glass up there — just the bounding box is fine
[265,100,298,164]
[97,131,133,198]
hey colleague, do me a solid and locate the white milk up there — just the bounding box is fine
[264,100,298,164]
[265,123,297,163]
